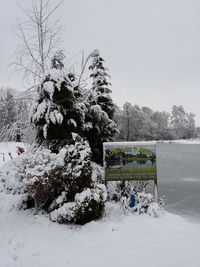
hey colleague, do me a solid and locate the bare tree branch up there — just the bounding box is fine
[77,51,92,87]
[12,0,64,85]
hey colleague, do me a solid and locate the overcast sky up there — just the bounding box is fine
[0,0,200,125]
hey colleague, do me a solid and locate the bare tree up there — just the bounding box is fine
[0,88,16,137]
[0,87,35,143]
[12,0,63,84]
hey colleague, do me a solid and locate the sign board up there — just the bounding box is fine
[103,142,157,181]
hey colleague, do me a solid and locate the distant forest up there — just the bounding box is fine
[114,102,196,141]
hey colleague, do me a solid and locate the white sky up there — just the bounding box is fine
[0,0,200,125]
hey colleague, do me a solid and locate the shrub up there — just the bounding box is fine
[107,180,149,201]
[133,192,164,217]
[0,135,107,224]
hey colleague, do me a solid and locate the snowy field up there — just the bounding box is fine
[0,141,200,266]
[0,193,200,267]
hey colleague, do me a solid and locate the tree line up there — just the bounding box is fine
[114,102,196,141]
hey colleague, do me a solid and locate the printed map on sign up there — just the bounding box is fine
[103,143,157,181]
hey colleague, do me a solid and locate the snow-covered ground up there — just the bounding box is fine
[0,192,200,267]
[1,141,200,266]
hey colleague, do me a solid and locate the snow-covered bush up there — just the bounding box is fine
[133,192,164,218]
[115,190,164,217]
[46,134,107,224]
[0,145,63,208]
[107,180,149,201]
[0,135,107,224]
[133,192,154,214]
[50,184,107,224]
[107,182,164,218]
[147,202,164,218]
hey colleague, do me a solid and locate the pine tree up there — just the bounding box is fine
[31,53,85,152]
[85,50,117,164]
[88,49,115,117]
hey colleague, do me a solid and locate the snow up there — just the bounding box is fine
[49,110,63,124]
[56,147,67,166]
[90,104,109,120]
[43,124,48,139]
[68,119,77,128]
[50,201,76,222]
[170,139,200,144]
[104,139,200,147]
[0,193,200,267]
[55,191,67,205]
[34,99,48,119]
[84,121,93,130]
[75,188,92,203]
[74,185,107,204]
[42,69,73,92]
[104,141,157,146]
[44,69,65,84]
[43,81,54,99]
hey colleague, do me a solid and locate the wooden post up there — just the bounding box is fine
[103,143,107,186]
[154,179,158,203]
[0,153,5,162]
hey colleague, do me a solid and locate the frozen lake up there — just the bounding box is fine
[156,143,200,223]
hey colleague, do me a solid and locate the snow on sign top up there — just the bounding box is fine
[103,142,157,181]
[103,141,157,147]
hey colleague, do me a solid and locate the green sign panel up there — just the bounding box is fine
[103,142,157,181]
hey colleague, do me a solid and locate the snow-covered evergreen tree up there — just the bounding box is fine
[85,50,117,164]
[31,54,86,152]
[88,50,115,117]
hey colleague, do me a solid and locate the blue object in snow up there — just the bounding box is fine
[129,193,135,208]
